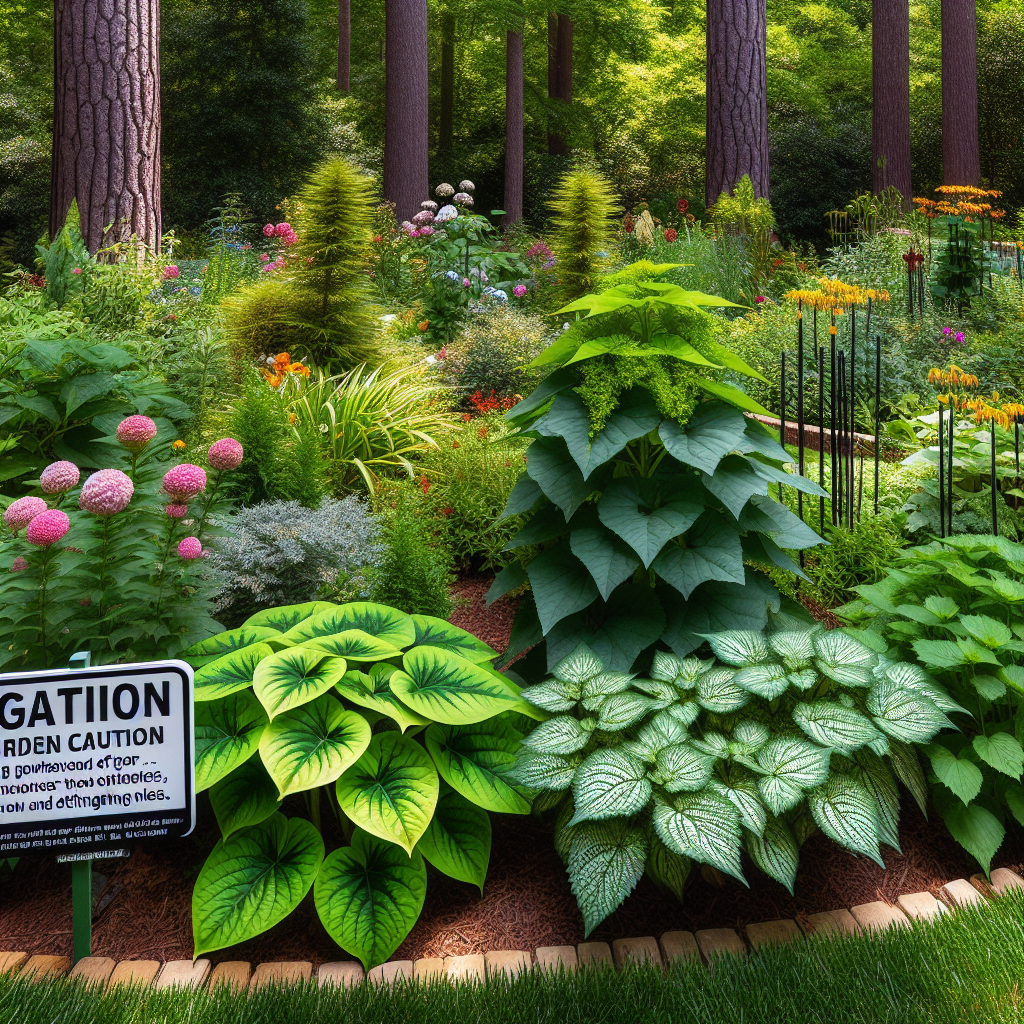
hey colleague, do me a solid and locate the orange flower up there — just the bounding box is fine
[172,440,186,451]
[419,321,430,332]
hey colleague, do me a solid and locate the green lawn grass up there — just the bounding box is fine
[2,893,1022,1024]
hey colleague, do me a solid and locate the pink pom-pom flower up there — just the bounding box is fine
[274,223,291,236]
[26,509,71,548]
[513,284,528,298]
[4,496,47,532]
[263,223,275,237]
[10,556,27,572]
[207,438,244,471]
[178,537,203,560]
[79,469,134,516]
[166,503,189,519]
[163,265,179,280]
[163,464,207,502]
[40,461,80,494]
[116,415,158,454]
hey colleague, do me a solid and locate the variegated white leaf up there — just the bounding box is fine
[654,744,715,793]
[867,678,949,743]
[791,701,882,755]
[746,816,799,894]
[509,751,581,791]
[852,750,901,851]
[696,668,751,713]
[704,631,771,666]
[521,715,593,755]
[595,692,657,731]
[652,792,746,883]
[554,644,606,686]
[570,749,652,825]
[733,662,789,699]
[522,680,578,713]
[767,628,820,668]
[808,774,883,866]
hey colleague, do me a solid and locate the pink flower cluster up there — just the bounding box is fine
[40,461,80,494]
[261,257,286,273]
[27,509,70,548]
[178,537,203,560]
[80,469,134,516]
[5,496,47,532]
[116,414,158,454]
[941,326,966,344]
[513,284,528,298]
[263,222,298,246]
[163,265,180,280]
[207,437,244,471]
[526,241,552,260]
[163,464,207,504]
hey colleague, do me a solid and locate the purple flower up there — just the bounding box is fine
[956,332,965,343]
[419,225,434,236]
[79,469,134,516]
[513,284,528,298]
[463,278,471,287]
[163,464,207,503]
[178,537,203,560]
[207,437,244,471]
[26,509,71,548]
[40,461,80,495]
[5,496,48,532]
[453,193,474,206]
[10,556,27,572]
[116,414,158,454]
[412,210,434,226]
[942,327,952,335]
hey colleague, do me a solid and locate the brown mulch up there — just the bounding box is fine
[1,575,1021,966]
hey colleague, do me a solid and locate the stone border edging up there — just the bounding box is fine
[1,868,1021,992]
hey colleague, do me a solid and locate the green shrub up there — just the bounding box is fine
[511,632,948,933]
[182,600,539,968]
[548,168,620,303]
[841,535,1024,872]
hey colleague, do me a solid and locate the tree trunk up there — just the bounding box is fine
[50,0,161,254]
[556,15,573,107]
[337,0,350,91]
[439,12,454,154]
[942,0,981,185]
[705,0,769,209]
[547,14,564,155]
[503,29,524,227]
[871,0,913,203]
[383,0,429,224]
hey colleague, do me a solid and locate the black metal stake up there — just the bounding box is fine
[797,302,805,566]
[938,404,946,539]
[779,351,786,503]
[830,319,838,526]
[991,423,999,536]
[848,310,856,530]
[948,408,955,535]
[837,350,846,528]
[874,335,881,515]
[818,344,825,534]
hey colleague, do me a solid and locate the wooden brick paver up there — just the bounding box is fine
[990,868,1024,895]
[659,931,699,963]
[318,961,364,988]
[68,957,115,987]
[413,958,445,982]
[107,960,160,989]
[746,919,802,949]
[612,937,661,968]
[250,962,312,991]
[941,879,986,908]
[485,950,531,979]
[20,955,70,981]
[535,945,578,973]
[208,961,251,992]
[850,901,909,933]
[444,954,485,983]
[367,961,413,986]
[802,910,860,936]
[576,942,613,968]
[897,892,946,921]
[0,953,27,975]
[154,959,211,990]
[695,928,746,961]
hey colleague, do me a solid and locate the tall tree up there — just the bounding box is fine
[547,12,572,156]
[704,0,769,208]
[338,0,350,91]
[503,24,524,226]
[50,0,161,253]
[942,0,981,185]
[383,0,429,223]
[871,0,912,203]
[439,12,455,154]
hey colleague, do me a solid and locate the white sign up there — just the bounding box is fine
[0,661,195,856]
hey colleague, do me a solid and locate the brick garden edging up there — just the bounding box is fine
[2,868,1021,992]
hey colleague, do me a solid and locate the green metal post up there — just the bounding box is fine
[71,860,91,962]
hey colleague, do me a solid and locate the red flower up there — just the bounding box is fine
[676,198,689,213]
[440,507,453,517]
[462,413,472,422]
[452,442,461,449]
[420,476,430,495]
[478,426,488,438]
[664,228,678,243]
[623,214,635,233]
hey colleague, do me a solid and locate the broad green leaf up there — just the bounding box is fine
[425,720,531,814]
[792,701,882,755]
[336,732,439,854]
[570,749,652,825]
[745,494,823,549]
[300,629,401,662]
[928,745,984,806]
[598,478,703,567]
[923,595,960,620]
[486,562,528,604]
[654,743,715,792]
[595,691,657,730]
[704,630,771,666]
[243,602,335,633]
[510,750,580,790]
[645,836,691,903]
[194,690,269,792]
[867,679,948,743]
[646,333,726,366]
[565,818,648,936]
[408,616,497,664]
[585,399,662,477]
[959,614,1014,649]
[183,625,281,666]
[701,455,768,518]
[283,603,415,649]
[336,666,430,732]
[652,791,745,883]
[746,817,799,894]
[526,547,600,633]
[703,340,769,382]
[696,668,751,713]
[389,646,522,724]
[933,787,1005,873]
[499,474,544,518]
[532,393,592,472]
[415,785,491,892]
[735,422,790,462]
[526,436,590,519]
[659,402,748,475]
[694,378,771,415]
[194,643,274,702]
[259,694,371,798]
[570,525,642,600]
[852,751,902,851]
[520,715,592,754]
[253,647,348,720]
[192,814,324,958]
[808,775,883,866]
[887,739,929,816]
[748,458,829,497]
[911,639,970,669]
[813,631,878,686]
[652,513,744,598]
[314,830,427,970]
[755,737,832,814]
[209,756,282,840]
[1004,783,1024,828]
[973,733,1024,778]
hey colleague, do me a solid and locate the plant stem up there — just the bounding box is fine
[194,471,223,544]
[38,547,55,669]
[97,516,112,617]
[153,515,181,616]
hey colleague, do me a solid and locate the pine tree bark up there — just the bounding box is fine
[383,0,429,224]
[941,0,981,185]
[338,0,350,91]
[871,0,913,203]
[547,14,565,155]
[439,13,455,154]
[50,0,161,254]
[556,15,573,107]
[705,0,769,208]
[503,29,524,227]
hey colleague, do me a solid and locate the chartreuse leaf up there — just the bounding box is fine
[933,786,1005,874]
[694,378,771,415]
[314,829,427,970]
[407,616,498,664]
[746,817,799,894]
[415,785,491,892]
[645,835,691,902]
[570,749,652,825]
[808,775,883,866]
[652,791,745,883]
[183,625,281,668]
[336,732,439,854]
[284,603,415,649]
[243,602,335,633]
[389,646,522,724]
[259,694,371,798]
[192,813,324,958]
[253,648,348,719]
[300,629,400,662]
[194,643,273,702]
[425,720,531,814]
[973,733,1024,778]
[194,690,269,792]
[209,756,282,840]
[925,743,984,804]
[337,666,429,732]
[565,818,648,936]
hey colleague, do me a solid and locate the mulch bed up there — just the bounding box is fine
[1,576,1021,966]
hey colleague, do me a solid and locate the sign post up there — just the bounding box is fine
[0,660,195,961]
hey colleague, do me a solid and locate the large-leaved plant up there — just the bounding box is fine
[510,630,951,934]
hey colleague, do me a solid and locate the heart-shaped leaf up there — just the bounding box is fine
[792,701,882,755]
[659,402,747,475]
[243,602,335,633]
[570,525,642,600]
[259,693,371,798]
[407,615,498,664]
[300,629,401,662]
[279,603,416,648]
[192,813,324,958]
[337,665,430,731]
[194,690,269,792]
[652,791,745,883]
[209,756,282,840]
[746,816,799,894]
[867,678,948,743]
[645,835,691,902]
[253,647,348,719]
[336,732,439,854]
[598,478,703,567]
[570,749,652,825]
[183,625,281,668]
[652,512,744,598]
[700,455,768,518]
[415,785,492,892]
[526,436,590,520]
[314,829,427,970]
[808,775,883,866]
[526,547,600,633]
[972,732,1024,778]
[194,643,273,702]
[925,743,984,804]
